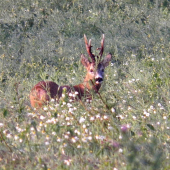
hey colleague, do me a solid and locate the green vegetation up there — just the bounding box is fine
[1,0,170,169]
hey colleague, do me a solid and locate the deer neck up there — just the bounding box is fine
[82,77,101,93]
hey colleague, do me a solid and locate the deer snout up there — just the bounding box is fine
[95,77,103,84]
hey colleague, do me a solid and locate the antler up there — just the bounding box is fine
[97,34,104,57]
[84,34,96,63]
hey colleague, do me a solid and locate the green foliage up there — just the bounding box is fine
[1,0,170,169]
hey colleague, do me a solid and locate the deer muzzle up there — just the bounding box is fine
[95,77,103,84]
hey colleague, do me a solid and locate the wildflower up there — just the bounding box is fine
[30,127,34,131]
[19,138,23,143]
[45,141,50,145]
[6,134,12,138]
[82,137,87,143]
[82,124,86,128]
[62,101,66,105]
[122,100,126,103]
[96,114,100,119]
[121,125,129,133]
[128,106,132,110]
[71,136,79,143]
[67,103,72,108]
[163,116,167,120]
[62,94,65,98]
[108,125,113,130]
[51,98,55,102]
[77,144,82,148]
[160,106,164,110]
[64,159,72,166]
[95,135,106,141]
[118,148,123,153]
[79,117,85,123]
[116,115,124,119]
[69,93,73,97]
[14,135,19,140]
[103,115,108,120]
[84,128,88,133]
[119,135,122,139]
[88,136,92,140]
[43,107,48,111]
[67,122,71,125]
[111,108,115,113]
[69,108,74,113]
[143,110,150,117]
[150,105,154,109]
[57,138,62,142]
[74,129,81,135]
[65,117,70,121]
[90,116,95,121]
[132,116,136,120]
[52,132,56,135]
[46,135,50,140]
[158,103,162,107]
[40,115,46,120]
[64,135,69,139]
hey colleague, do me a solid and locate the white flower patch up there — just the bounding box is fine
[79,117,85,123]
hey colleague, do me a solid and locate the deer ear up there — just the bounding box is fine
[81,54,90,67]
[102,53,112,67]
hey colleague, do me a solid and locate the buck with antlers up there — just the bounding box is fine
[30,35,112,108]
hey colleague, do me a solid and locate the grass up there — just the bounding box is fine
[1,0,170,169]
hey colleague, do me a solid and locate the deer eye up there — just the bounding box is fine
[90,69,94,73]
[101,69,104,72]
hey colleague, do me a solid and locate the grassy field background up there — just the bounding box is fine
[1,0,170,169]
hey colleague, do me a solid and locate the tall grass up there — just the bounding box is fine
[1,0,170,169]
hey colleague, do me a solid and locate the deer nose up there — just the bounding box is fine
[95,77,103,84]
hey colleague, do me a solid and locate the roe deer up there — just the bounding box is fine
[30,35,112,108]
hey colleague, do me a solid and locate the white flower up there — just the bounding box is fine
[52,132,56,135]
[118,148,123,153]
[51,98,55,102]
[14,135,19,140]
[96,114,100,118]
[67,103,72,108]
[64,159,72,166]
[88,136,92,140]
[19,138,23,143]
[45,141,49,145]
[79,117,85,123]
[158,103,162,107]
[40,115,46,120]
[82,124,86,128]
[111,108,115,113]
[163,116,167,120]
[133,116,136,120]
[62,94,65,98]
[90,116,95,121]
[103,115,108,120]
[43,107,48,111]
[69,93,73,97]
[74,129,81,135]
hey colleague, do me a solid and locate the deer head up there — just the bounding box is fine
[81,34,112,87]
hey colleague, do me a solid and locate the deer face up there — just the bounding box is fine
[81,34,112,85]
[81,53,112,85]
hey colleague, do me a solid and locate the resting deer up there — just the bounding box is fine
[30,35,112,108]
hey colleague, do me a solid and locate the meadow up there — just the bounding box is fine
[0,0,170,169]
